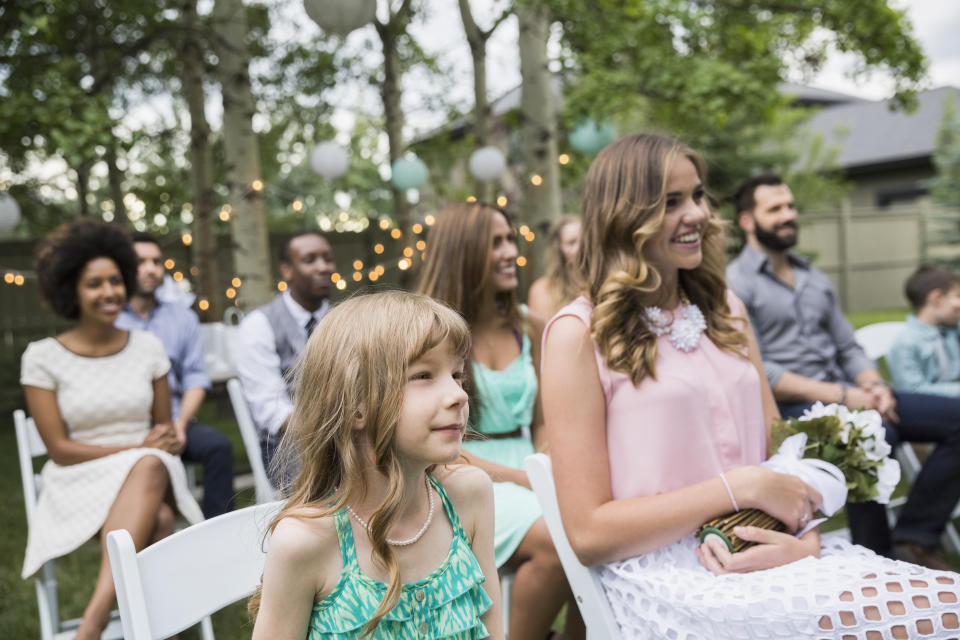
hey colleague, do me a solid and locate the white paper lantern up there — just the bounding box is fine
[310,142,349,179]
[0,193,21,234]
[303,0,376,36]
[469,146,506,182]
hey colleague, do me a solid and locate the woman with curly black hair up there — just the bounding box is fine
[20,219,203,640]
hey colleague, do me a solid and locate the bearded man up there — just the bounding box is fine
[726,174,960,570]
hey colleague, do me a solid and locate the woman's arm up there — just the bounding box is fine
[459,451,531,489]
[527,277,553,323]
[541,316,817,566]
[525,311,547,451]
[252,516,336,640]
[149,376,184,453]
[24,386,139,466]
[440,465,504,640]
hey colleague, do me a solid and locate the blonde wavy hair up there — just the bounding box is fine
[248,291,471,636]
[580,132,746,385]
[543,214,583,311]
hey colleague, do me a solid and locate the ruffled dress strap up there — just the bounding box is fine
[308,476,493,639]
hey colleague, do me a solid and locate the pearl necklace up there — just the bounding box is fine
[642,292,707,352]
[345,476,435,547]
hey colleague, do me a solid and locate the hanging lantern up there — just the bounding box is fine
[310,142,349,179]
[390,156,428,190]
[0,193,21,234]
[570,120,617,155]
[303,0,376,36]
[468,146,506,181]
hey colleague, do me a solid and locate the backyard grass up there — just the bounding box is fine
[4,307,958,638]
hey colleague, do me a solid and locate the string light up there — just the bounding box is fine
[374,243,384,254]
[415,240,426,251]
[164,259,175,270]
[412,223,423,234]
[173,271,184,282]
[14,274,24,285]
[339,211,349,222]
[226,287,237,299]
[181,233,193,246]
[198,299,210,311]
[379,218,391,230]
[376,265,385,275]
[336,280,347,290]
[398,258,410,270]
[292,200,303,212]
[496,196,508,207]
[251,179,264,192]
[190,267,199,276]
[353,259,363,270]
[352,272,362,282]
[526,232,535,241]
[519,225,530,236]
[390,229,402,240]
[219,209,230,222]
[466,196,477,203]
[403,247,413,258]
[369,271,379,282]
[232,277,242,287]
[277,281,287,292]
[516,256,527,267]
[558,154,570,165]
[331,273,341,283]
[530,174,543,186]
[3,273,13,284]
[425,214,435,226]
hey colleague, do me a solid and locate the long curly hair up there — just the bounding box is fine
[580,133,746,384]
[34,219,137,320]
[249,291,472,636]
[543,214,583,312]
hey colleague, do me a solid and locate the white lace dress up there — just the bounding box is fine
[20,331,204,578]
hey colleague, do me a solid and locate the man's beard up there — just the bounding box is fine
[754,219,798,252]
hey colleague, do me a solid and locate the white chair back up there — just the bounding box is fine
[226,378,278,504]
[108,501,282,640]
[524,454,622,639]
[853,321,907,360]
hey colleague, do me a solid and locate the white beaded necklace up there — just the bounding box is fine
[345,476,435,547]
[642,292,707,352]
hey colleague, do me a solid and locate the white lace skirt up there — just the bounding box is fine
[600,533,960,640]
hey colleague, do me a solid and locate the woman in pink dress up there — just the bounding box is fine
[541,133,960,639]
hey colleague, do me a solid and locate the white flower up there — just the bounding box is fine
[874,458,901,504]
[800,401,834,420]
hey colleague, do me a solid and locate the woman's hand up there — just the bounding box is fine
[696,526,819,575]
[730,466,822,532]
[142,423,182,454]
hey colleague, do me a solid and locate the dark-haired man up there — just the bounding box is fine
[117,232,235,518]
[726,174,960,569]
[235,232,335,474]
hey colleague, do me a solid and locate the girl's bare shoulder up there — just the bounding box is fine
[268,507,340,565]
[432,464,494,508]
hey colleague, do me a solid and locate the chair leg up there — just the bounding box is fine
[500,569,513,636]
[200,614,215,640]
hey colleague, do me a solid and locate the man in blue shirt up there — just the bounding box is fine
[727,174,960,570]
[116,232,234,518]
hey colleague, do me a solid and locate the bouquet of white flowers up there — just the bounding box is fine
[698,402,900,553]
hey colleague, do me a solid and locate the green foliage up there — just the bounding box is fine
[931,90,960,210]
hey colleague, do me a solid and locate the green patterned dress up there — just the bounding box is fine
[307,475,492,639]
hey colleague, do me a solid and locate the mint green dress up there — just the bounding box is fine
[308,475,492,639]
[464,329,542,568]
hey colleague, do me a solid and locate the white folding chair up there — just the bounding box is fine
[854,321,960,554]
[524,454,622,640]
[13,409,125,640]
[227,378,279,504]
[107,501,282,640]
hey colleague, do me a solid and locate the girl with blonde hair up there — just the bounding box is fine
[419,203,584,640]
[251,291,502,639]
[541,132,960,639]
[527,214,582,320]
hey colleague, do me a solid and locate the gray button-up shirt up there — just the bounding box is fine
[726,245,875,390]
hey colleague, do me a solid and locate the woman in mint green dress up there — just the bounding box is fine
[419,203,585,640]
[251,292,502,639]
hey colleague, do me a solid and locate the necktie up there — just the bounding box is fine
[305,316,317,338]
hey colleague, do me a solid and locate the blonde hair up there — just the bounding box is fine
[544,214,583,310]
[579,133,746,385]
[248,291,471,636]
[417,202,521,330]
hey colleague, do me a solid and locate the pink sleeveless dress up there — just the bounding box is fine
[544,294,957,640]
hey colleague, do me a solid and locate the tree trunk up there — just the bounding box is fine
[458,0,492,202]
[76,161,91,217]
[104,144,127,223]
[212,0,271,308]
[182,0,222,320]
[517,3,560,279]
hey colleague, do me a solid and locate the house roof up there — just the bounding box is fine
[800,86,959,171]
[778,82,866,106]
